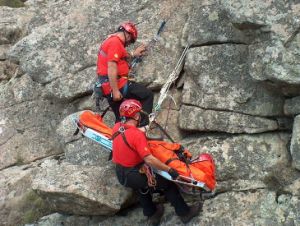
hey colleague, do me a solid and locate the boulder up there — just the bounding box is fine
[56,112,82,144]
[0,74,76,169]
[0,44,10,60]
[64,138,111,166]
[0,74,42,108]
[221,0,300,42]
[182,3,251,46]
[150,89,183,141]
[283,178,300,197]
[290,115,300,170]
[0,126,62,169]
[6,0,195,93]
[155,109,182,142]
[134,1,193,89]
[183,45,284,116]
[8,1,106,84]
[181,133,294,185]
[284,96,300,116]
[1,98,50,131]
[99,190,300,226]
[0,114,16,147]
[44,67,95,101]
[56,112,111,166]
[179,105,278,133]
[221,0,300,84]
[0,60,20,82]
[32,159,133,216]
[24,0,78,32]
[197,191,300,226]
[249,38,300,84]
[0,163,48,226]
[0,6,33,45]
[281,84,300,97]
[24,212,101,226]
[92,206,146,226]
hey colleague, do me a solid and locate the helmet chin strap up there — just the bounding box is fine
[123,31,132,47]
[136,114,142,126]
[122,113,141,126]
[132,113,141,126]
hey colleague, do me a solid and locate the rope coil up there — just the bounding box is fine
[139,164,157,187]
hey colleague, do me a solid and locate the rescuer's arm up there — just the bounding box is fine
[144,154,179,179]
[132,43,147,57]
[107,61,122,101]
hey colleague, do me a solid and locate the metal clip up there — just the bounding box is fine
[118,126,125,133]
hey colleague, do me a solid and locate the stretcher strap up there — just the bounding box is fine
[165,157,179,165]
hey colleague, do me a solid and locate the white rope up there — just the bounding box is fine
[153,45,190,117]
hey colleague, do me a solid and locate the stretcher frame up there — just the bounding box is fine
[72,113,215,195]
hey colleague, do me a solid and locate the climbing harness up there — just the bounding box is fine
[111,125,157,187]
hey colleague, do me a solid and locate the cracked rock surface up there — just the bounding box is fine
[0,0,300,225]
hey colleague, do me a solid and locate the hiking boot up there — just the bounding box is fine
[148,203,164,226]
[180,202,203,224]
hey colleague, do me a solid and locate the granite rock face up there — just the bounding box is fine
[183,45,284,116]
[29,190,300,226]
[219,0,300,85]
[291,115,300,170]
[0,161,49,226]
[1,0,300,225]
[284,96,300,116]
[32,160,134,216]
[181,133,296,185]
[179,105,278,133]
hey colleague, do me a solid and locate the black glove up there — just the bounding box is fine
[168,168,179,180]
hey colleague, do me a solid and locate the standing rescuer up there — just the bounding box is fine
[96,21,154,127]
[112,99,202,225]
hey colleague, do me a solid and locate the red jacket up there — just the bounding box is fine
[112,123,151,167]
[97,35,130,76]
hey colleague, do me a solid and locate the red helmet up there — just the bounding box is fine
[119,99,142,118]
[119,21,138,43]
[199,153,214,163]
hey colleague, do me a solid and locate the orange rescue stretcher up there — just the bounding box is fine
[72,110,216,194]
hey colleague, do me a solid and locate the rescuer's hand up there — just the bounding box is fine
[112,89,123,101]
[133,44,146,57]
[168,168,180,180]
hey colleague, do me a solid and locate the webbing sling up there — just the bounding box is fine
[111,126,135,152]
[108,126,135,161]
[96,76,129,97]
